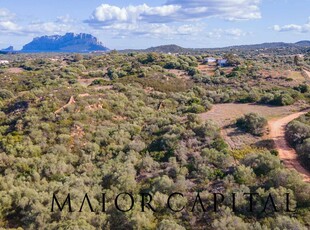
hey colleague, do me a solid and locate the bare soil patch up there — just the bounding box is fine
[198,64,216,76]
[94,85,113,91]
[6,68,24,74]
[166,69,190,79]
[287,71,304,81]
[77,78,98,87]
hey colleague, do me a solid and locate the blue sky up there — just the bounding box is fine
[0,0,309,50]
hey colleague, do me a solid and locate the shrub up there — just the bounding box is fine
[241,152,281,176]
[72,54,83,62]
[259,93,274,104]
[236,113,267,136]
[187,67,199,76]
[286,120,310,147]
[0,89,14,100]
[296,138,310,170]
[294,84,309,93]
[272,93,294,106]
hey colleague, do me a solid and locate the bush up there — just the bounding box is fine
[236,113,267,136]
[296,138,310,170]
[259,93,274,104]
[286,120,310,147]
[272,93,294,106]
[241,152,281,176]
[0,89,14,100]
[286,113,310,170]
[187,67,199,76]
[185,104,205,114]
[294,84,309,93]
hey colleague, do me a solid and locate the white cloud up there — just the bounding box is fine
[273,17,310,33]
[0,8,15,20]
[0,21,20,31]
[86,0,261,28]
[25,21,75,34]
[87,4,181,25]
[207,28,247,39]
[224,28,247,37]
[56,15,75,24]
[166,0,261,21]
[0,9,77,35]
[0,8,20,33]
[95,22,204,39]
[85,1,258,39]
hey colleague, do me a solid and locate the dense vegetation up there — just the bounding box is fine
[286,112,310,170]
[0,51,309,229]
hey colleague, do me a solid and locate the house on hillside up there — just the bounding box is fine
[217,59,228,67]
[0,60,9,65]
[203,57,216,64]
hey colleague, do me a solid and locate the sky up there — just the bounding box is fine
[0,0,309,50]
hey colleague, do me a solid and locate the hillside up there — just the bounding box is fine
[0,48,310,229]
[145,44,186,53]
[21,33,109,53]
[121,40,310,54]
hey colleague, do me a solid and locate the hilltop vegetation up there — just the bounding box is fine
[0,50,309,229]
[121,40,310,56]
[287,112,310,170]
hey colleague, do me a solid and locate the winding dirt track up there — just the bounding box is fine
[54,96,76,114]
[269,112,310,182]
[304,69,310,83]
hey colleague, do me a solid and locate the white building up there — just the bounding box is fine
[203,57,216,64]
[217,59,228,67]
[0,60,9,65]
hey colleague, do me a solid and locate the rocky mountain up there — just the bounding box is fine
[0,46,17,54]
[1,46,14,52]
[21,33,109,53]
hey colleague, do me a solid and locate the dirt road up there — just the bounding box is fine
[54,96,76,114]
[304,69,310,82]
[199,103,301,149]
[269,111,310,182]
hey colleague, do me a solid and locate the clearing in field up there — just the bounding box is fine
[199,103,306,149]
[5,67,24,74]
[287,70,305,81]
[197,64,216,76]
[200,103,310,182]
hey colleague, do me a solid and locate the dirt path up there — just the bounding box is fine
[269,111,310,182]
[199,103,302,149]
[304,69,310,82]
[54,96,76,114]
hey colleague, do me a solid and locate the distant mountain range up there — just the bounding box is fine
[121,41,310,54]
[1,34,309,54]
[0,46,17,54]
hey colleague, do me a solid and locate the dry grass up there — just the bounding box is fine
[197,64,216,76]
[77,78,97,87]
[6,68,24,74]
[287,71,305,81]
[166,69,190,79]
